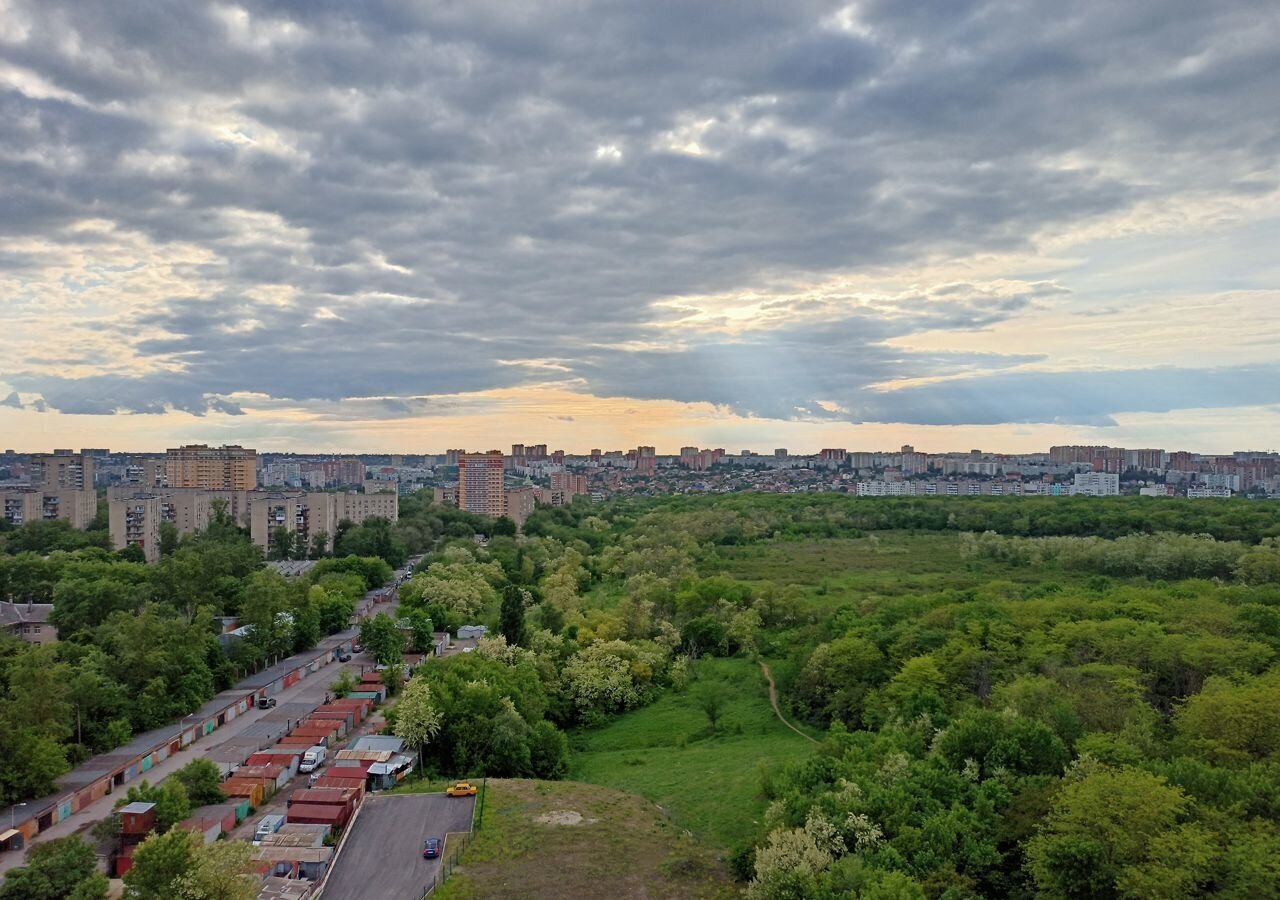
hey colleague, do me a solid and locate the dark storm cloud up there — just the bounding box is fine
[1,0,1277,424]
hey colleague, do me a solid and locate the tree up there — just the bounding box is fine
[394,675,442,763]
[124,828,199,900]
[487,697,531,775]
[308,531,331,560]
[693,680,731,734]
[528,720,569,779]
[330,669,357,698]
[0,836,99,900]
[499,584,528,647]
[119,779,191,833]
[359,613,404,668]
[268,526,296,561]
[158,523,180,558]
[172,759,226,806]
[174,840,258,900]
[1026,767,1191,899]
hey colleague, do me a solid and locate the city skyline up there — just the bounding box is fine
[2,2,1279,452]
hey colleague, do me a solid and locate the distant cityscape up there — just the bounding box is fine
[1,442,1277,565]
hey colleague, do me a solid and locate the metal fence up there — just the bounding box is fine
[420,830,472,898]
[420,779,485,899]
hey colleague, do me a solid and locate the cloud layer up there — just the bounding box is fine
[1,0,1278,435]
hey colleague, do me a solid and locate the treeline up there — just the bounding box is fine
[606,493,1280,544]
[963,531,1280,582]
[0,512,388,806]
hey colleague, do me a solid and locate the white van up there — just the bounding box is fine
[253,815,285,846]
[299,745,327,774]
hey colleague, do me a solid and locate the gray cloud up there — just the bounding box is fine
[1,0,1277,427]
[0,392,23,409]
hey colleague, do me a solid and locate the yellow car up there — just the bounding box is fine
[446,781,478,797]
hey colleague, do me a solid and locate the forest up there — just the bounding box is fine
[383,494,1280,899]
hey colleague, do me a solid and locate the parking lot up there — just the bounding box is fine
[321,792,476,900]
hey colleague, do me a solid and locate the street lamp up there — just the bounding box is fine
[10,802,26,830]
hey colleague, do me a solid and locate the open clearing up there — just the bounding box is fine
[569,657,814,850]
[431,779,737,900]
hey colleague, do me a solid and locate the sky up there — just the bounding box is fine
[1,0,1278,454]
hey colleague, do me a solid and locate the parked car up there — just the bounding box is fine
[257,697,276,710]
[353,643,363,653]
[337,651,351,662]
[446,782,477,797]
[422,838,441,859]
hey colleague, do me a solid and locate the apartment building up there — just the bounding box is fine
[457,452,506,517]
[166,444,257,490]
[1,487,97,529]
[41,490,98,528]
[109,495,163,563]
[248,490,399,556]
[29,451,95,490]
[125,456,167,488]
[1072,472,1120,497]
[504,486,537,528]
[340,491,400,523]
[1,490,42,527]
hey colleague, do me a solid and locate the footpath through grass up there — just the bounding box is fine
[568,657,816,851]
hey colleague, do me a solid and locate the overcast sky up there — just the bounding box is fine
[2,1,1278,453]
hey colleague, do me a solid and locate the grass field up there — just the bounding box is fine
[568,657,815,851]
[432,778,737,900]
[703,531,1089,609]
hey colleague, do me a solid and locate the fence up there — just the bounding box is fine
[420,830,472,898]
[421,779,485,898]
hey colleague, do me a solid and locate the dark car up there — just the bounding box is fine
[256,697,276,710]
[422,838,441,859]
[337,651,351,662]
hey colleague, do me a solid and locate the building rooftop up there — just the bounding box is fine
[0,601,54,627]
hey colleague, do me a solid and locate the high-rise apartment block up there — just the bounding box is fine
[248,490,399,556]
[458,451,506,517]
[1072,472,1120,497]
[166,444,257,490]
[504,486,537,528]
[29,451,95,490]
[109,495,163,563]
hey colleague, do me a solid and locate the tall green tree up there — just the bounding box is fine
[500,584,528,647]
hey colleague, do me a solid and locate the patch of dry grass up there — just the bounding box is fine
[433,779,739,900]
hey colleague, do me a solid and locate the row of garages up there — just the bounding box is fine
[0,632,356,851]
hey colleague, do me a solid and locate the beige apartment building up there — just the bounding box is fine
[1,490,43,528]
[166,444,257,490]
[458,451,506,517]
[504,486,537,528]
[249,490,399,556]
[109,494,163,563]
[29,451,95,490]
[1,487,98,529]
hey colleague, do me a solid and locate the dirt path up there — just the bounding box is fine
[758,661,818,744]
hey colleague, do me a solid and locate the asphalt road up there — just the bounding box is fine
[322,793,476,900]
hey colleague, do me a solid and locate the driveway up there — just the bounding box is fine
[321,793,475,900]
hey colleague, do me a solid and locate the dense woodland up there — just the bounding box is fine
[384,494,1280,899]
